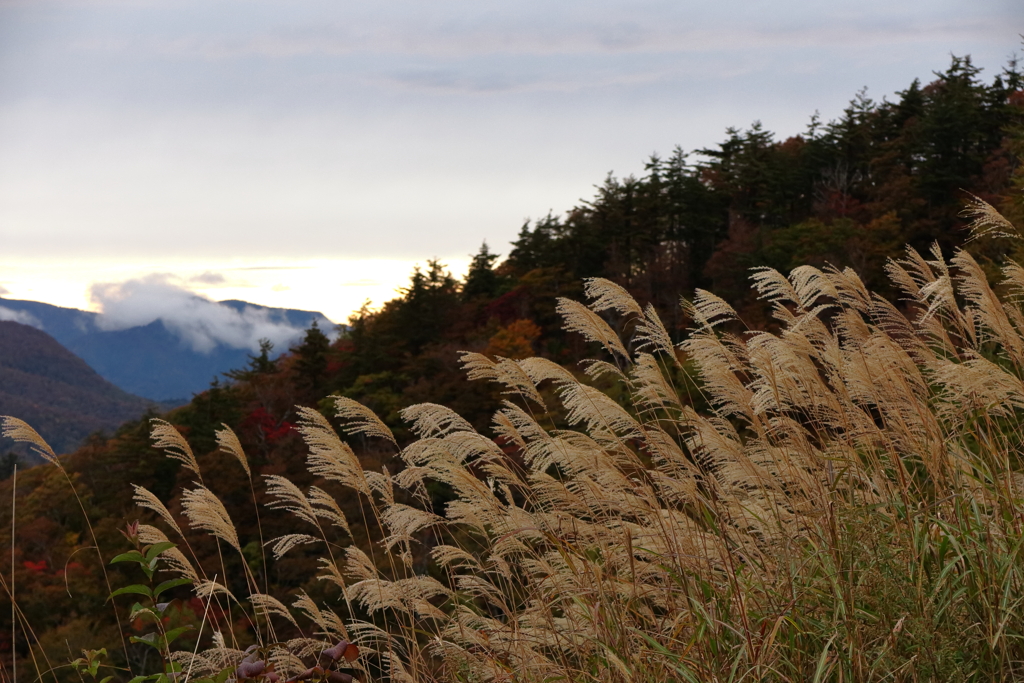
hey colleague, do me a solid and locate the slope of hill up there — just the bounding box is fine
[0,321,157,455]
[62,319,268,402]
[0,297,332,401]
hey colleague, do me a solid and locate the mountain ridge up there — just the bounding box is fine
[0,296,332,400]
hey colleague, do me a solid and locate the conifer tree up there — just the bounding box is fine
[462,242,502,301]
[294,321,330,399]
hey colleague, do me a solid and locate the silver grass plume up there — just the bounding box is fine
[460,352,544,405]
[132,485,184,537]
[0,416,58,465]
[400,403,475,438]
[180,484,241,552]
[583,277,644,317]
[150,418,201,478]
[962,193,1019,242]
[333,396,398,446]
[249,593,300,627]
[264,474,320,527]
[267,533,320,560]
[556,297,630,359]
[195,579,239,603]
[297,406,370,495]
[215,424,250,478]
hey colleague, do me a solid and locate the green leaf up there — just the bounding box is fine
[98,677,114,683]
[153,577,191,600]
[109,584,153,601]
[127,676,158,683]
[145,541,176,561]
[110,550,146,566]
[163,625,194,647]
[129,633,162,651]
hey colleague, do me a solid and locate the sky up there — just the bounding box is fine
[0,0,1021,334]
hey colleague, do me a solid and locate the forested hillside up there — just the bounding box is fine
[0,321,156,457]
[1,54,1022,681]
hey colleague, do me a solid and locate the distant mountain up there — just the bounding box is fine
[0,321,157,455]
[0,297,331,401]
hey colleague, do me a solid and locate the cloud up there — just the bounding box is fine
[68,3,1011,63]
[189,270,226,285]
[0,306,42,328]
[89,274,323,354]
[0,284,9,295]
[385,63,669,95]
[57,4,1011,101]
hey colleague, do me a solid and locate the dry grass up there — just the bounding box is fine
[8,201,1024,682]
[252,213,1022,680]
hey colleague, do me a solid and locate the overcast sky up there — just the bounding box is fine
[0,0,1020,323]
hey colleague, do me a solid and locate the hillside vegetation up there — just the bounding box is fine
[0,321,157,457]
[0,54,1022,682]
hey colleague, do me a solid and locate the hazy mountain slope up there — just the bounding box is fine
[0,321,157,455]
[0,297,331,401]
[218,299,324,328]
[64,319,255,400]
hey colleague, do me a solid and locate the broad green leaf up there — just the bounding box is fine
[153,577,191,600]
[163,625,194,647]
[110,550,146,565]
[145,541,176,561]
[129,633,162,651]
[109,584,153,601]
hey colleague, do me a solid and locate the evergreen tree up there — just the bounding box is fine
[294,321,330,399]
[462,242,503,301]
[397,260,461,353]
[225,338,277,381]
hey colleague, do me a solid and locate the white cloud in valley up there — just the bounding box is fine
[0,305,41,328]
[89,274,329,354]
